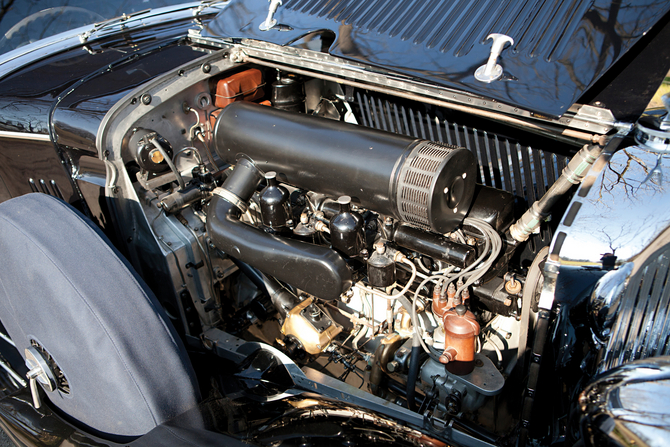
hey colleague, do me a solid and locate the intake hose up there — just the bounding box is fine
[214,102,477,233]
[206,159,352,301]
[509,143,603,242]
[406,337,422,412]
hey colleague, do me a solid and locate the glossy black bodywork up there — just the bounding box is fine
[204,0,670,117]
[0,2,668,447]
[580,357,670,447]
[0,1,190,56]
[0,16,205,233]
[584,10,670,121]
[0,138,76,203]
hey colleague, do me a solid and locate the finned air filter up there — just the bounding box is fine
[397,141,473,233]
[214,102,476,232]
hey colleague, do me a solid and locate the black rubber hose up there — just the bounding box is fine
[369,343,385,396]
[387,378,425,408]
[207,195,352,301]
[518,309,551,446]
[406,341,422,412]
[229,257,266,290]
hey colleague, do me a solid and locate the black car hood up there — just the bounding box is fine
[203,0,670,118]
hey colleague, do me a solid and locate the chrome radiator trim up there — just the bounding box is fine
[600,244,670,372]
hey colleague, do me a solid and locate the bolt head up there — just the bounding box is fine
[447,401,459,414]
[386,361,399,372]
[230,50,245,63]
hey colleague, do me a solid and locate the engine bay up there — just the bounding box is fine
[97,47,600,441]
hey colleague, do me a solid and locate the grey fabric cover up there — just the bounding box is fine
[0,194,200,438]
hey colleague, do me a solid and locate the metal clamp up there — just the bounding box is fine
[475,34,514,83]
[259,0,282,31]
[212,187,248,213]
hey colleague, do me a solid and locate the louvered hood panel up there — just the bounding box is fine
[203,0,670,118]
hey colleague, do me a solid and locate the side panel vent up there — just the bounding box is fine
[601,245,670,372]
[28,178,64,200]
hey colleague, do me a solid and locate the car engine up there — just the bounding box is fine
[0,0,668,444]
[94,45,624,443]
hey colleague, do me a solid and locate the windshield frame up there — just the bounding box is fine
[0,2,221,82]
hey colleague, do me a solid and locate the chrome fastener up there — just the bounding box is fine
[259,0,282,31]
[475,34,514,83]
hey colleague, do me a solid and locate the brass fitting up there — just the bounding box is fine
[281,297,342,355]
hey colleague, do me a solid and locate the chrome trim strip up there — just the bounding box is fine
[0,332,15,347]
[189,35,626,137]
[0,131,51,142]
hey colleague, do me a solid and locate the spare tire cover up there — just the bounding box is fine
[0,194,200,438]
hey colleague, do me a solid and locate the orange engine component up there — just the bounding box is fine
[432,285,448,319]
[440,304,480,375]
[432,282,457,319]
[214,68,265,108]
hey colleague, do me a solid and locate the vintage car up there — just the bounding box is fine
[0,0,668,445]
